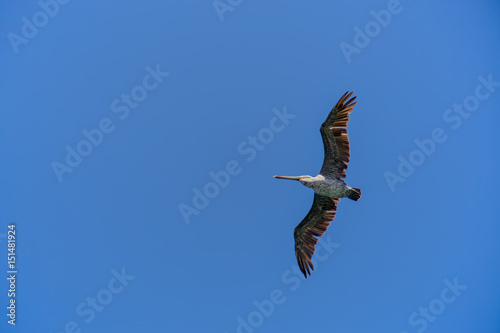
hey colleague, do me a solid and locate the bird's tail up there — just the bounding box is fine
[347,187,361,201]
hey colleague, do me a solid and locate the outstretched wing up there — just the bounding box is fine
[294,194,339,278]
[319,91,357,178]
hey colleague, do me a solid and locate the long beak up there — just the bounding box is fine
[273,175,302,181]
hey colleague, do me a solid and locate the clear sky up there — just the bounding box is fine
[1,1,500,332]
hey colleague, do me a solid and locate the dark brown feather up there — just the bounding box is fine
[319,91,357,178]
[294,194,339,278]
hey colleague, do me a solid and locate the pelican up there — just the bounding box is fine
[274,91,361,278]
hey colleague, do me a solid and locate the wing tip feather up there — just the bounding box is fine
[294,196,339,278]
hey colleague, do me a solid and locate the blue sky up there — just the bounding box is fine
[1,1,500,332]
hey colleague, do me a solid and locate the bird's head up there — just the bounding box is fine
[273,175,314,185]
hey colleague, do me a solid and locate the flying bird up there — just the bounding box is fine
[274,91,361,278]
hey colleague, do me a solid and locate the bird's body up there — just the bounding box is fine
[300,175,351,198]
[274,91,361,278]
